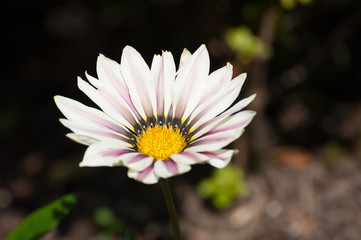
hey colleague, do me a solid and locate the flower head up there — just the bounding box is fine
[54,45,256,184]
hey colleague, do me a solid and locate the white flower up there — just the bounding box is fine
[54,45,256,184]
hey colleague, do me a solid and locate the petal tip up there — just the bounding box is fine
[54,95,66,106]
[226,62,233,69]
[123,45,137,54]
[198,44,208,53]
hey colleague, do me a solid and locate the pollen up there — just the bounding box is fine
[136,125,187,160]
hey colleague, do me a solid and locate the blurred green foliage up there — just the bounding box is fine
[93,206,136,240]
[225,25,267,65]
[280,0,313,10]
[197,165,248,209]
[323,141,347,163]
[6,193,78,240]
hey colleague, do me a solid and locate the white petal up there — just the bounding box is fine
[151,54,163,114]
[188,110,256,151]
[190,72,246,130]
[151,51,176,117]
[178,48,192,70]
[120,46,157,118]
[92,57,144,121]
[127,164,159,184]
[79,142,131,167]
[66,133,98,145]
[197,63,233,106]
[172,44,210,120]
[121,152,154,171]
[55,96,131,145]
[170,151,208,165]
[154,160,191,179]
[191,94,256,140]
[95,55,145,121]
[85,71,101,89]
[77,77,137,129]
[85,70,133,116]
[218,93,257,118]
[186,129,244,152]
[60,118,129,144]
[94,56,145,121]
[96,54,127,94]
[198,110,256,138]
[203,149,236,168]
[54,95,128,136]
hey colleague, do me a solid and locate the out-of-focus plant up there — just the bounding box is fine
[6,193,78,240]
[280,0,313,10]
[323,141,347,163]
[225,25,268,65]
[197,164,248,209]
[93,206,136,240]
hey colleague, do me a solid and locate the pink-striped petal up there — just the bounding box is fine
[54,96,128,134]
[96,54,128,95]
[205,110,256,135]
[78,77,138,129]
[202,149,236,168]
[66,133,98,145]
[197,63,234,106]
[170,151,208,165]
[178,48,192,71]
[188,110,256,152]
[151,51,176,117]
[59,119,129,144]
[80,142,132,167]
[87,72,144,124]
[120,46,157,118]
[92,56,144,121]
[191,94,256,140]
[172,45,210,120]
[121,152,154,171]
[154,159,191,178]
[187,129,244,152]
[128,163,159,184]
[189,71,247,130]
[217,94,257,119]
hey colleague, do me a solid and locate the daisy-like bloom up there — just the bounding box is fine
[54,45,256,184]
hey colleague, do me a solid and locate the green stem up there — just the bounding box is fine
[160,178,182,240]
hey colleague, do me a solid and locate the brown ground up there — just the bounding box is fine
[180,150,361,240]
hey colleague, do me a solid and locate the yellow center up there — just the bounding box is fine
[136,125,187,160]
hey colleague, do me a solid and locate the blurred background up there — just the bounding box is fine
[1,0,361,239]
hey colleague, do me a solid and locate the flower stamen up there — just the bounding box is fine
[136,125,187,160]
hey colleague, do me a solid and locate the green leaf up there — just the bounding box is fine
[6,193,78,240]
[197,165,248,209]
[225,25,265,65]
[93,206,124,233]
[93,207,118,228]
[280,0,296,9]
